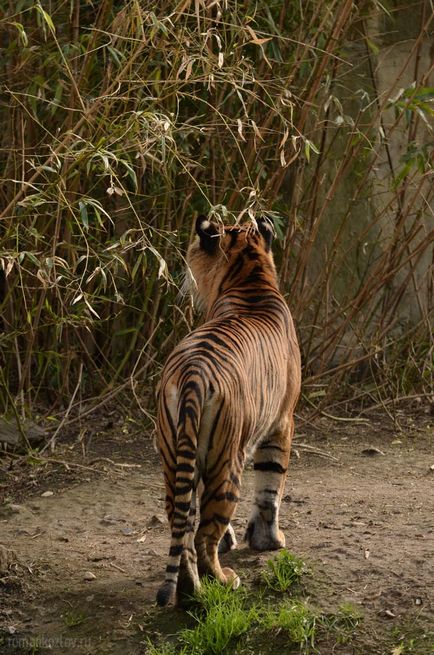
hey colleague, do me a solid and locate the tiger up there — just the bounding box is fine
[155,215,301,606]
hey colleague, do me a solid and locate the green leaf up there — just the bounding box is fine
[304,138,320,163]
[34,3,56,34]
[78,200,89,230]
[11,22,28,47]
[365,37,379,56]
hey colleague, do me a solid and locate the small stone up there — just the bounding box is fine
[120,527,135,536]
[88,554,110,562]
[41,491,54,497]
[147,514,165,528]
[8,504,24,513]
[83,571,97,581]
[145,549,159,557]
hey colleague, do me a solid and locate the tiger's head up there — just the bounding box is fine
[185,215,277,313]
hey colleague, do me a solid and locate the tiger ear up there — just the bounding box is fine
[257,216,274,252]
[196,215,219,254]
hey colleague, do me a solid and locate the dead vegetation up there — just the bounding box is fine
[0,1,432,438]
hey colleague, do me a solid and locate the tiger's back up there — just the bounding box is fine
[156,216,301,606]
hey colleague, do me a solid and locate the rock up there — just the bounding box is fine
[8,504,24,513]
[147,514,165,528]
[0,418,47,451]
[87,554,111,562]
[8,504,35,519]
[83,571,97,581]
[120,527,135,536]
[145,549,159,557]
[41,491,54,498]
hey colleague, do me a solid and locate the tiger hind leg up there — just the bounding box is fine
[176,496,200,604]
[245,424,292,551]
[195,468,241,588]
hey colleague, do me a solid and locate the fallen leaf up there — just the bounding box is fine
[391,645,404,655]
[361,447,385,456]
[381,609,395,619]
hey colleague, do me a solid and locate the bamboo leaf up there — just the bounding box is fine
[78,201,89,230]
[34,3,56,33]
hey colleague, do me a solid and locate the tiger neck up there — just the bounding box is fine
[204,276,282,321]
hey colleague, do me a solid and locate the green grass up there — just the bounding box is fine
[145,550,363,655]
[259,600,317,651]
[389,622,434,655]
[62,610,87,627]
[144,641,188,655]
[320,602,363,645]
[261,549,307,592]
[180,578,258,654]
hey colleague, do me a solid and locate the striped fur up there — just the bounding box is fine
[156,216,301,606]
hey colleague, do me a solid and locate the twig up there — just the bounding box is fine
[43,362,83,453]
[300,393,370,425]
[88,457,141,468]
[110,561,127,574]
[358,392,434,416]
[0,368,32,451]
[293,443,339,462]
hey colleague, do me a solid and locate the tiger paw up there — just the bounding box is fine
[218,524,238,554]
[245,520,286,551]
[222,566,240,589]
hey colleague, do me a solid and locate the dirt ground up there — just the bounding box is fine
[0,409,433,655]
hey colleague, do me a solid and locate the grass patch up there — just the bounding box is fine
[62,610,87,627]
[144,641,188,655]
[261,550,307,592]
[389,622,434,655]
[320,602,363,645]
[180,578,258,654]
[146,550,363,655]
[259,600,317,651]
